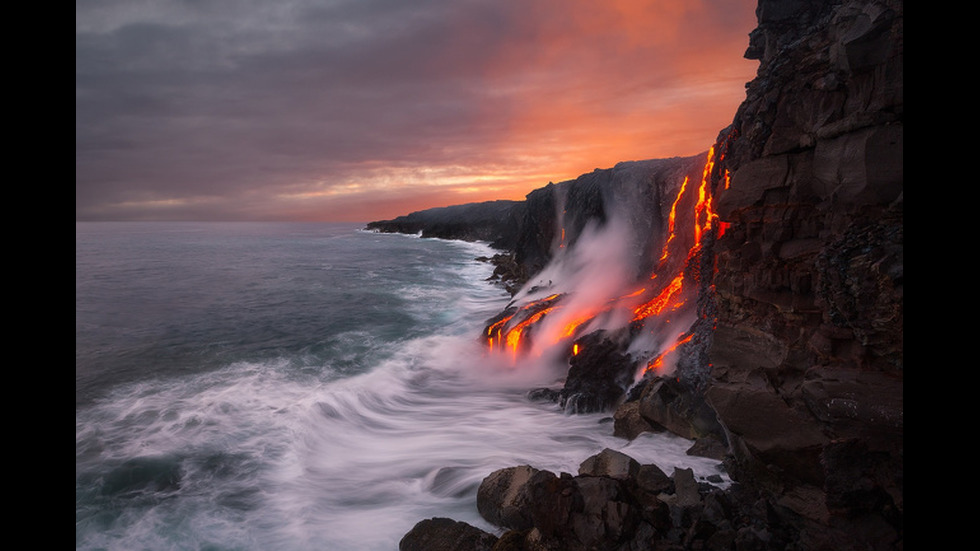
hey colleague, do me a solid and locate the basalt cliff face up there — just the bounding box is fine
[703,0,903,540]
[389,0,902,549]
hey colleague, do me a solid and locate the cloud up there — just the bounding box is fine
[76,0,757,222]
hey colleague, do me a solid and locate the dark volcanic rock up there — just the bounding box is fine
[578,448,640,481]
[397,0,902,549]
[366,200,524,250]
[469,449,817,551]
[612,400,661,440]
[560,330,637,413]
[477,465,540,531]
[398,517,497,551]
[484,252,529,296]
[634,376,727,443]
[700,0,903,547]
[524,468,642,551]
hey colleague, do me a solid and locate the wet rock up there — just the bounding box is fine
[525,387,560,404]
[578,448,640,481]
[634,463,674,497]
[524,469,642,551]
[398,517,498,551]
[687,437,728,461]
[634,376,727,442]
[670,468,702,509]
[477,465,539,530]
[612,400,661,440]
[560,331,636,413]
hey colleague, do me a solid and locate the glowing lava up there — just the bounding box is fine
[643,332,694,374]
[631,274,685,322]
[483,146,727,373]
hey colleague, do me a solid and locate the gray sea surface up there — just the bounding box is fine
[75,221,726,550]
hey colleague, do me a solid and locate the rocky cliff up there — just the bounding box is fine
[365,200,525,250]
[396,0,902,548]
[700,0,903,545]
[604,0,903,546]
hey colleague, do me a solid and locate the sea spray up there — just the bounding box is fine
[76,222,727,551]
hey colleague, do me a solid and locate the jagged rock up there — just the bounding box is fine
[633,376,727,443]
[523,469,643,551]
[461,454,807,551]
[611,400,661,440]
[476,465,540,531]
[525,387,561,404]
[525,470,577,541]
[513,157,704,281]
[799,365,903,443]
[491,529,530,551]
[560,331,636,413]
[687,437,728,461]
[398,517,498,551]
[705,0,903,547]
[668,467,702,509]
[578,448,640,481]
[705,362,829,488]
[634,463,674,497]
[484,253,529,295]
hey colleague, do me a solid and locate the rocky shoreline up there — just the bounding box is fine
[399,375,900,551]
[376,0,902,549]
[400,447,822,551]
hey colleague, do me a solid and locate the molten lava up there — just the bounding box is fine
[644,332,694,374]
[631,274,685,321]
[483,146,727,374]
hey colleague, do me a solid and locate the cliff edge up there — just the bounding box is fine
[396,0,902,548]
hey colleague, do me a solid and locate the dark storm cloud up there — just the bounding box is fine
[76,0,758,221]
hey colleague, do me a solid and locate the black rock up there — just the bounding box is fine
[398,517,498,551]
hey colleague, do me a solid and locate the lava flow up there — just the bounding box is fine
[484,146,726,377]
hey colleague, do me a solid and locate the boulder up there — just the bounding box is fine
[634,376,727,442]
[524,469,642,551]
[578,448,640,480]
[398,517,497,551]
[476,465,539,530]
[634,463,674,497]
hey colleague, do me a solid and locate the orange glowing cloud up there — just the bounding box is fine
[75,0,757,222]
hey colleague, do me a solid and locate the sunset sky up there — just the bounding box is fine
[76,0,759,223]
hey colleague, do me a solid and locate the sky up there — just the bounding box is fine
[76,0,759,223]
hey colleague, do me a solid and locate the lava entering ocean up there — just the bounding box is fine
[484,146,729,381]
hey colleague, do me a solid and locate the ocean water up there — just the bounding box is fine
[76,221,727,551]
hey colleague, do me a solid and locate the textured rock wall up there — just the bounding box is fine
[394,1,903,547]
[701,0,902,543]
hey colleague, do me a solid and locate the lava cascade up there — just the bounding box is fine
[484,146,729,378]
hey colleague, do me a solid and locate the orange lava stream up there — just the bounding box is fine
[486,144,728,364]
[631,273,685,321]
[505,306,557,355]
[658,175,689,263]
[643,333,694,374]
